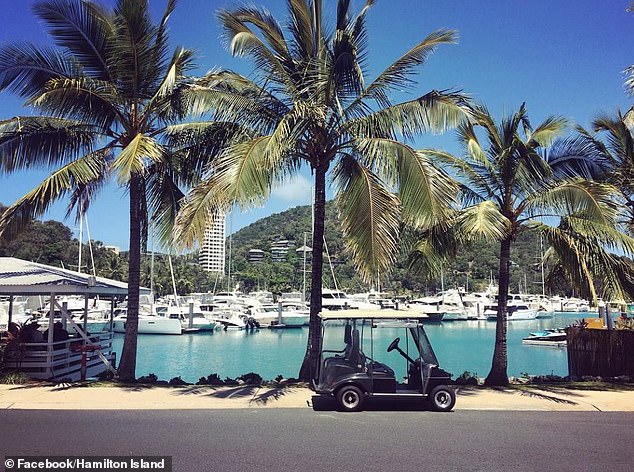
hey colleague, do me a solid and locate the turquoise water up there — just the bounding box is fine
[111,312,590,383]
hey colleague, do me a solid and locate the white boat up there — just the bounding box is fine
[112,308,182,335]
[555,297,590,313]
[0,296,31,329]
[249,300,309,328]
[322,289,369,310]
[159,305,217,332]
[461,292,493,320]
[410,290,469,321]
[485,302,539,321]
[278,300,310,327]
[200,304,250,330]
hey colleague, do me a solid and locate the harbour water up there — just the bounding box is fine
[111,312,589,383]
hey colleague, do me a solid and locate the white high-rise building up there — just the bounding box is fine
[199,211,226,273]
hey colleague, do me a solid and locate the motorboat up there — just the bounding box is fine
[200,304,250,330]
[410,290,468,321]
[277,300,310,327]
[322,289,373,310]
[158,305,217,332]
[485,302,539,321]
[112,308,182,335]
[249,300,309,328]
[522,329,567,347]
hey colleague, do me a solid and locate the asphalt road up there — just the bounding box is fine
[1,408,633,472]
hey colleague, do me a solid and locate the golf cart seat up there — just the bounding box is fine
[346,329,364,367]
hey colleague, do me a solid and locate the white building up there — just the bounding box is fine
[199,211,226,273]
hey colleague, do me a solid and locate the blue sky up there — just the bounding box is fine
[0,0,631,250]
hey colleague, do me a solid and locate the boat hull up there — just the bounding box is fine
[113,317,182,335]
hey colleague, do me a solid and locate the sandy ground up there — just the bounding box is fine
[0,383,632,411]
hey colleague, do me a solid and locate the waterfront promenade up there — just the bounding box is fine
[1,382,632,411]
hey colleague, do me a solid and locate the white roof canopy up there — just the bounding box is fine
[0,257,149,296]
[319,309,428,320]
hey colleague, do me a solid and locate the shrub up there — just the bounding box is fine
[137,373,159,384]
[168,376,189,386]
[454,371,478,386]
[0,371,30,384]
[238,372,263,385]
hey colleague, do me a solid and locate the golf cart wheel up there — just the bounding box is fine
[429,385,456,412]
[336,385,365,412]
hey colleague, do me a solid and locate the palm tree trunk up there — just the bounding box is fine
[485,236,511,386]
[299,163,327,382]
[118,175,142,382]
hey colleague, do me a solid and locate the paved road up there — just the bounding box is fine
[1,409,632,471]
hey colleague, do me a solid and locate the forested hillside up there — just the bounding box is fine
[229,202,552,295]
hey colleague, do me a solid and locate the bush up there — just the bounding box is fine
[136,373,159,384]
[238,372,263,385]
[168,376,189,386]
[454,371,478,386]
[0,371,30,384]
[196,373,225,386]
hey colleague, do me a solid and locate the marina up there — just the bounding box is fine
[110,312,585,383]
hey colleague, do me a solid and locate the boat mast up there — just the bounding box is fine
[540,235,546,297]
[168,254,179,307]
[302,231,307,302]
[77,205,83,274]
[84,214,97,277]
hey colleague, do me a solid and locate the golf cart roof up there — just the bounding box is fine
[319,309,428,320]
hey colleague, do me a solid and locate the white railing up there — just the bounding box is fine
[3,331,114,381]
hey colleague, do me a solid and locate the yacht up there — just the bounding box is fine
[410,290,468,321]
[158,305,217,332]
[485,302,539,321]
[112,308,182,335]
[321,288,362,310]
[200,304,249,330]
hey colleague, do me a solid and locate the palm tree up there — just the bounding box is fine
[173,0,470,381]
[576,114,634,229]
[423,104,634,386]
[0,0,212,381]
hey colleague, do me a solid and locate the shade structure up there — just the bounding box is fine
[0,257,150,296]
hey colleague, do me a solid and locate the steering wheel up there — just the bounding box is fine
[387,337,400,352]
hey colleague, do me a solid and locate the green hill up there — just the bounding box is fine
[229,201,549,296]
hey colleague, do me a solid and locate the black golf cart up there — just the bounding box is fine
[312,310,455,412]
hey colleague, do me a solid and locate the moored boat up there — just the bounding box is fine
[522,328,567,347]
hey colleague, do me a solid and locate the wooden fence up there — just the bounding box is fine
[566,327,634,378]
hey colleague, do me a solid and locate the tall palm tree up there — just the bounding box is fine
[173,0,470,381]
[0,0,211,381]
[423,104,634,386]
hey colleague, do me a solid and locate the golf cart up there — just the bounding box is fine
[313,309,455,412]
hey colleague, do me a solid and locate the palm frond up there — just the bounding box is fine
[112,134,165,184]
[0,148,110,238]
[172,177,231,250]
[0,42,78,98]
[218,8,299,98]
[29,77,121,128]
[454,201,510,242]
[186,70,287,133]
[350,29,458,112]
[347,90,470,140]
[333,157,400,282]
[33,0,114,81]
[524,179,621,225]
[526,115,568,148]
[0,116,101,171]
